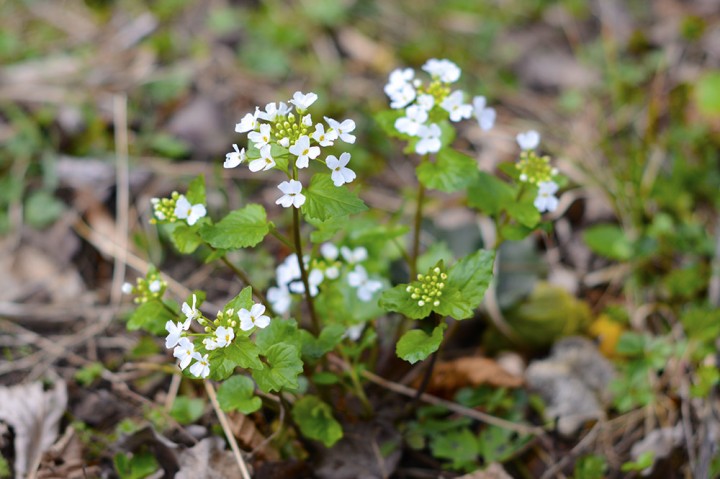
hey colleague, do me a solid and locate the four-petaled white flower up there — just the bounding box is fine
[312,123,337,146]
[395,105,429,136]
[257,102,289,122]
[440,90,472,122]
[289,135,320,169]
[290,91,318,111]
[248,123,272,149]
[239,303,271,331]
[148,279,162,293]
[276,180,306,208]
[121,282,133,294]
[189,352,210,378]
[325,117,356,144]
[416,94,435,111]
[174,195,207,226]
[214,326,235,348]
[165,320,185,349]
[386,68,414,89]
[235,110,258,133]
[473,96,496,131]
[249,144,276,172]
[387,82,416,110]
[422,58,461,83]
[173,337,195,370]
[341,246,368,264]
[326,152,356,187]
[224,144,246,169]
[347,265,383,301]
[203,337,219,351]
[534,180,559,213]
[416,123,442,155]
[320,243,339,261]
[267,286,292,315]
[181,293,201,328]
[517,130,540,150]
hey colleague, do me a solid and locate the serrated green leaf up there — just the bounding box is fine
[209,336,263,380]
[379,283,433,319]
[169,396,205,424]
[440,249,495,320]
[252,343,303,393]
[303,174,367,221]
[291,395,343,447]
[417,149,478,193]
[467,171,515,216]
[126,300,176,335]
[170,223,203,254]
[506,200,540,228]
[429,427,479,471]
[583,224,633,261]
[224,286,254,315]
[396,323,446,364]
[299,324,346,360]
[186,175,206,204]
[199,204,270,249]
[255,318,302,353]
[216,375,262,414]
[308,215,349,243]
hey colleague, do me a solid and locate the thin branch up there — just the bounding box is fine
[409,180,426,280]
[111,93,129,306]
[204,381,252,479]
[219,254,275,316]
[292,207,320,334]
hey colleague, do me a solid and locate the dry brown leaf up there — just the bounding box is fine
[423,356,524,396]
[228,411,279,461]
[0,379,67,477]
[37,426,100,479]
[176,437,242,479]
[457,462,513,479]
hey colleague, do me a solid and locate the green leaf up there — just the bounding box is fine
[299,324,346,360]
[429,428,479,471]
[467,171,515,216]
[374,110,407,139]
[417,149,478,193]
[695,70,720,117]
[583,224,633,261]
[291,395,343,447]
[170,223,203,254]
[186,175,206,204]
[506,201,540,228]
[303,174,368,221]
[224,286,254,315]
[255,318,302,354]
[438,249,495,320]
[396,323,447,364]
[216,375,262,414]
[308,215,349,243]
[126,300,176,335]
[209,337,263,380]
[574,454,608,479]
[74,362,104,386]
[148,133,189,159]
[379,283,433,319]
[169,396,205,425]
[25,190,65,229]
[114,451,159,479]
[199,204,270,249]
[252,343,304,393]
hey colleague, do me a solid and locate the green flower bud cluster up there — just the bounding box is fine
[516,151,557,185]
[150,192,180,224]
[275,112,310,145]
[406,265,448,307]
[421,79,451,106]
[132,272,167,304]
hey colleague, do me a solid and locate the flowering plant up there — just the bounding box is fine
[124,58,565,451]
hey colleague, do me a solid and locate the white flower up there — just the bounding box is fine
[308,269,324,296]
[415,123,442,155]
[422,58,461,83]
[148,280,162,293]
[387,82,416,109]
[341,246,368,263]
[174,195,206,226]
[345,323,364,341]
[312,123,337,146]
[289,135,320,169]
[302,114,313,127]
[326,152,356,187]
[289,91,318,111]
[325,117,356,144]
[239,303,271,331]
[257,102,289,122]
[165,321,185,349]
[395,104,429,136]
[517,130,540,150]
[151,198,165,220]
[235,110,258,133]
[416,94,435,111]
[441,90,472,122]
[386,68,414,89]
[173,337,195,370]
[347,265,383,302]
[121,282,133,294]
[189,352,210,378]
[320,243,339,261]
[534,181,559,213]
[181,294,201,329]
[278,137,290,148]
[276,254,302,287]
[472,96,496,131]
[248,144,275,172]
[276,180,306,208]
[214,326,235,348]
[325,265,339,280]
[224,144,246,168]
[267,286,292,315]
[203,337,219,351]
[248,123,272,149]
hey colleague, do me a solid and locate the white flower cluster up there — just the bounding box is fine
[267,244,383,315]
[385,59,496,155]
[515,130,560,214]
[164,294,271,379]
[150,192,207,226]
[225,92,357,209]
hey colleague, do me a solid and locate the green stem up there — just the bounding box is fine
[409,179,426,280]
[269,225,294,250]
[340,348,373,416]
[292,206,320,334]
[412,313,443,405]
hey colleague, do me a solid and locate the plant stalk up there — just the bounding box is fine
[409,180,426,280]
[292,206,320,334]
